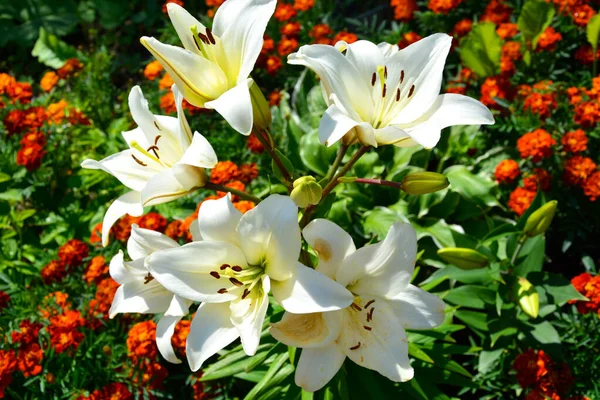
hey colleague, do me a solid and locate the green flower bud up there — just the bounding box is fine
[517,277,539,319]
[437,248,489,270]
[524,200,558,237]
[291,176,322,208]
[401,172,449,195]
[249,79,271,130]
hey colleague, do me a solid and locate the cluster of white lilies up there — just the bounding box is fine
[82,0,493,391]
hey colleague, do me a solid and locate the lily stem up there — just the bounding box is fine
[322,144,349,184]
[353,178,402,189]
[204,182,262,204]
[253,128,294,189]
[510,235,527,265]
[300,145,370,228]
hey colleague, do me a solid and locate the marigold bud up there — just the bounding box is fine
[517,277,539,318]
[401,172,449,195]
[524,200,557,237]
[249,80,272,130]
[291,176,322,208]
[437,248,489,269]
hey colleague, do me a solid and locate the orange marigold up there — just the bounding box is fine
[234,201,256,214]
[165,220,187,242]
[536,27,562,52]
[523,92,556,118]
[398,32,422,49]
[20,131,46,147]
[266,55,283,76]
[39,291,71,319]
[47,99,68,124]
[159,92,177,114]
[17,143,46,171]
[88,277,119,319]
[293,0,314,11]
[57,58,83,79]
[0,73,16,94]
[11,320,43,345]
[309,24,333,39]
[48,310,85,354]
[139,212,168,233]
[572,4,595,26]
[583,171,600,201]
[239,163,259,183]
[171,319,191,356]
[158,73,174,90]
[84,256,109,284]
[210,161,240,184]
[269,90,283,107]
[0,349,17,398]
[494,159,520,184]
[563,155,597,186]
[127,321,158,361]
[480,75,512,107]
[523,168,551,192]
[40,71,59,92]
[516,129,556,162]
[391,0,418,21]
[481,0,512,24]
[90,222,103,245]
[6,81,33,104]
[58,239,89,267]
[17,343,43,377]
[561,129,587,153]
[574,100,600,127]
[112,215,143,242]
[247,132,266,153]
[452,19,472,37]
[281,22,301,37]
[428,0,462,14]
[143,60,164,80]
[274,4,297,21]
[217,180,246,201]
[262,34,275,55]
[496,23,518,39]
[333,31,358,44]
[41,259,67,284]
[508,187,536,216]
[278,37,300,56]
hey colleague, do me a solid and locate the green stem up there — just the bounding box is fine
[253,128,293,188]
[510,235,527,265]
[322,144,349,184]
[204,182,262,204]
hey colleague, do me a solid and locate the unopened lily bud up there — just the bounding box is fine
[401,172,449,195]
[249,79,271,130]
[437,248,489,270]
[524,200,557,237]
[517,277,539,319]
[291,176,322,208]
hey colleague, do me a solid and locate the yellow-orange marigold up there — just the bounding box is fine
[274,4,297,21]
[563,156,597,186]
[47,99,68,124]
[516,129,556,162]
[583,171,600,201]
[293,0,314,11]
[40,71,59,92]
[495,159,520,184]
[561,129,587,153]
[143,60,164,80]
[127,321,158,361]
[508,187,536,216]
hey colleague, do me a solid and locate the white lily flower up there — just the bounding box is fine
[140,0,276,135]
[81,85,217,246]
[109,225,193,364]
[270,220,446,392]
[146,195,353,371]
[288,34,494,148]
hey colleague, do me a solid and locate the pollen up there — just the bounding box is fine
[143,273,154,284]
[350,342,361,350]
[408,85,415,98]
[209,271,220,279]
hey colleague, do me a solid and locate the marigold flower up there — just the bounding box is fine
[452,19,472,37]
[293,0,314,11]
[0,349,17,398]
[171,319,191,356]
[574,101,600,127]
[205,0,224,6]
[583,171,600,201]
[561,129,587,153]
[7,81,33,104]
[391,0,418,21]
[536,27,562,52]
[480,0,512,24]
[398,32,422,49]
[138,212,168,233]
[90,222,103,245]
[17,343,43,377]
[247,132,266,153]
[262,34,275,55]
[20,131,46,147]
[513,349,550,388]
[84,256,109,284]
[41,259,66,284]
[143,60,164,80]
[48,310,85,354]
[445,84,466,94]
[274,3,297,21]
[58,239,89,267]
[40,71,59,92]
[159,92,177,114]
[210,161,240,184]
[111,215,143,242]
[11,320,43,345]
[0,73,16,94]
[575,45,600,65]
[88,277,119,319]
[428,0,462,14]
[500,41,521,74]
[158,73,174,90]
[563,155,597,186]
[570,272,600,313]
[127,321,158,361]
[39,291,71,319]
[278,37,300,56]
[217,180,246,201]
[68,108,91,125]
[480,75,512,107]
[309,24,332,39]
[496,23,518,39]
[281,22,301,37]
[239,163,259,183]
[523,92,557,118]
[572,4,595,26]
[333,31,358,44]
[508,187,536,216]
[57,58,83,79]
[523,168,551,192]
[17,143,46,171]
[266,55,283,76]
[164,220,185,241]
[234,200,256,214]
[0,291,9,311]
[269,90,283,107]
[47,99,68,124]
[517,129,556,162]
[495,159,520,184]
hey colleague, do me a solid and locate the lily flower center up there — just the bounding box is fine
[209,263,266,300]
[369,64,416,129]
[130,132,173,169]
[347,296,377,350]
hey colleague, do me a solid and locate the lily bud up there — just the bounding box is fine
[249,79,272,130]
[401,172,449,195]
[524,200,558,237]
[517,277,539,319]
[291,176,322,208]
[437,248,489,270]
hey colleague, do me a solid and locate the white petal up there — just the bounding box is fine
[179,131,218,169]
[109,250,134,285]
[101,191,144,247]
[146,241,246,303]
[378,42,399,58]
[140,37,228,106]
[319,104,360,147]
[186,302,239,371]
[165,294,193,317]
[271,263,353,313]
[339,299,414,382]
[236,195,300,281]
[388,284,446,330]
[156,314,184,364]
[213,0,277,82]
[336,223,417,298]
[189,220,202,241]
[344,40,385,89]
[229,276,270,356]
[140,166,203,207]
[270,310,342,348]
[398,123,441,149]
[108,280,172,318]
[204,82,253,136]
[128,224,180,260]
[173,84,193,147]
[81,151,157,192]
[166,3,206,55]
[302,218,356,279]
[295,346,346,392]
[372,126,411,147]
[128,86,161,145]
[197,195,242,246]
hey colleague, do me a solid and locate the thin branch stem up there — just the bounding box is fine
[323,144,349,184]
[204,182,262,204]
[253,128,294,188]
[353,178,402,189]
[510,235,527,265]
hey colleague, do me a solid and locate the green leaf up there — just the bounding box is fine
[299,129,338,176]
[444,285,496,309]
[515,236,545,276]
[363,207,403,239]
[478,349,503,374]
[423,265,494,285]
[459,23,502,77]
[518,0,556,48]
[587,14,600,51]
[523,321,560,344]
[408,343,435,364]
[271,150,295,183]
[444,165,499,208]
[413,219,457,248]
[244,353,290,400]
[0,173,10,184]
[31,27,78,68]
[528,272,588,304]
[454,310,489,332]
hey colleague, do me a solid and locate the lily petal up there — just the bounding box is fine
[270,310,342,349]
[388,284,446,330]
[166,3,207,55]
[129,86,161,145]
[197,195,242,246]
[140,166,202,207]
[302,218,356,279]
[108,280,172,318]
[229,276,270,356]
[204,81,253,136]
[128,225,179,260]
[295,346,346,392]
[101,191,144,247]
[157,314,184,364]
[179,131,218,169]
[271,263,353,313]
[173,84,193,147]
[186,302,239,371]
[81,151,157,192]
[319,104,360,147]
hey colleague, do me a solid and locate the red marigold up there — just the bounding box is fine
[574,100,600,127]
[428,0,462,14]
[48,310,85,354]
[217,180,246,201]
[17,343,43,377]
[274,3,297,21]
[523,168,551,192]
[309,24,332,40]
[516,129,556,162]
[0,291,9,311]
[261,35,275,56]
[111,215,142,243]
[171,319,191,356]
[16,143,45,171]
[513,349,550,388]
[84,256,109,284]
[570,273,600,314]
[234,201,256,214]
[268,91,283,107]
[90,222,103,245]
[20,131,46,147]
[247,132,266,153]
[41,260,67,284]
[575,45,600,65]
[495,159,520,184]
[239,163,259,183]
[391,0,418,21]
[278,37,300,56]
[58,239,89,267]
[210,161,240,184]
[563,155,597,186]
[572,4,595,26]
[398,32,422,49]
[561,129,587,153]
[452,18,472,37]
[480,0,512,24]
[266,55,283,76]
[333,31,358,44]
[164,220,186,242]
[6,81,33,104]
[281,22,301,37]
[57,58,83,79]
[480,75,512,107]
[68,108,91,125]
[127,321,158,361]
[496,23,518,39]
[293,0,314,11]
[508,187,536,216]
[86,382,133,400]
[523,92,557,118]
[139,212,168,233]
[40,71,59,92]
[0,349,17,398]
[536,27,562,52]
[89,277,119,319]
[11,320,43,345]
[583,171,600,201]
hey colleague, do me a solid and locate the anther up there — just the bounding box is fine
[400,70,405,83]
[146,145,160,159]
[371,72,376,87]
[351,303,363,311]
[363,326,372,331]
[396,88,401,102]
[384,66,388,79]
[206,28,216,45]
[229,277,243,287]
[408,85,415,98]
[350,342,361,350]
[210,271,220,279]
[364,299,375,308]
[198,32,210,45]
[154,135,161,145]
[232,266,243,272]
[131,154,147,166]
[143,273,154,284]
[367,308,374,321]
[242,288,251,299]
[153,121,162,131]
[217,288,228,294]
[382,84,387,98]
[220,264,231,270]
[192,35,203,51]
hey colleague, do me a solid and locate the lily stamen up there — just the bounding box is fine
[143,273,154,284]
[131,154,147,167]
[350,342,361,350]
[210,271,220,279]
